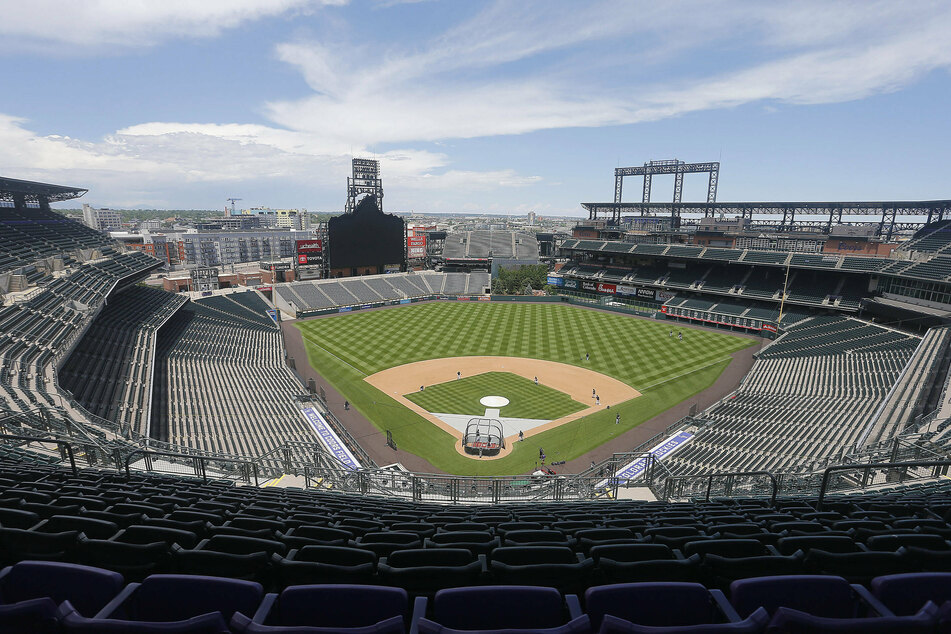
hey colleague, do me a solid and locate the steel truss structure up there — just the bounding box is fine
[583,200,951,239]
[614,159,719,208]
[345,158,384,214]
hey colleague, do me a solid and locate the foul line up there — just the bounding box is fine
[638,356,732,392]
[300,332,368,377]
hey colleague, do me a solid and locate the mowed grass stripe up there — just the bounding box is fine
[297,302,756,475]
[300,303,749,389]
[404,372,586,420]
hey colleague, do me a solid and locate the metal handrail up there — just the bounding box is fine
[125,449,259,485]
[663,470,778,505]
[0,433,77,475]
[817,460,951,509]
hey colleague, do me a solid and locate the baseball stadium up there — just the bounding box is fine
[3,165,951,629]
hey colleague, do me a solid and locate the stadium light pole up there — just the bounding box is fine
[778,259,791,325]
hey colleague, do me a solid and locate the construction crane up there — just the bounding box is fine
[226,198,242,215]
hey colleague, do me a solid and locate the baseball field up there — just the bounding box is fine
[296,301,755,475]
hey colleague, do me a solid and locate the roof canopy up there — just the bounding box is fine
[0,176,88,203]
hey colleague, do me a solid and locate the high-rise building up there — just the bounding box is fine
[82,203,122,231]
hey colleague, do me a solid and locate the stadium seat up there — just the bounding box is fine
[764,602,939,633]
[356,532,423,557]
[93,574,264,627]
[234,584,416,632]
[700,553,805,591]
[420,585,586,632]
[74,535,169,581]
[425,531,499,555]
[0,527,79,564]
[729,575,884,618]
[377,548,483,595]
[489,546,592,593]
[582,581,754,631]
[802,549,913,585]
[32,515,118,539]
[114,525,199,549]
[0,560,124,617]
[0,597,59,634]
[870,572,951,616]
[274,545,377,587]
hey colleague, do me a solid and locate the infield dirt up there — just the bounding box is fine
[365,355,641,458]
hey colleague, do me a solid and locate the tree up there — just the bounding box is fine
[491,264,549,295]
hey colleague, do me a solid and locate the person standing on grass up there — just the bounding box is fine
[534,376,538,385]
[616,413,620,425]
[586,352,590,361]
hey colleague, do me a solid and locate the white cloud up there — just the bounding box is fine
[0,0,346,48]
[267,0,951,144]
[0,115,541,207]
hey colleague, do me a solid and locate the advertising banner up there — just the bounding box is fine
[547,276,564,287]
[637,288,656,299]
[407,235,427,259]
[616,285,637,296]
[300,407,360,470]
[596,282,617,294]
[598,431,693,488]
[656,290,677,302]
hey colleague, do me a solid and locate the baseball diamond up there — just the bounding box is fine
[296,302,754,475]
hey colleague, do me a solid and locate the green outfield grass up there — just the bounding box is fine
[404,371,586,420]
[296,301,756,475]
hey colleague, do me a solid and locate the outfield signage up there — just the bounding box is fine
[637,288,655,300]
[301,407,361,470]
[656,290,677,302]
[547,276,564,287]
[616,284,637,296]
[266,309,278,324]
[597,282,616,294]
[564,279,578,289]
[407,235,427,258]
[598,431,693,488]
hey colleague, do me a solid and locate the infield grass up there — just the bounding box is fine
[404,371,586,420]
[296,301,756,475]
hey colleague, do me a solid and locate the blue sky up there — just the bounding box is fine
[0,0,949,215]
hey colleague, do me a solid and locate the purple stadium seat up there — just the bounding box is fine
[0,560,124,617]
[415,616,590,634]
[0,597,59,633]
[765,602,939,633]
[95,574,263,624]
[582,582,743,631]
[248,584,415,631]
[57,600,228,633]
[429,586,568,631]
[231,612,404,633]
[870,572,951,616]
[729,575,884,619]
[597,610,768,634]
